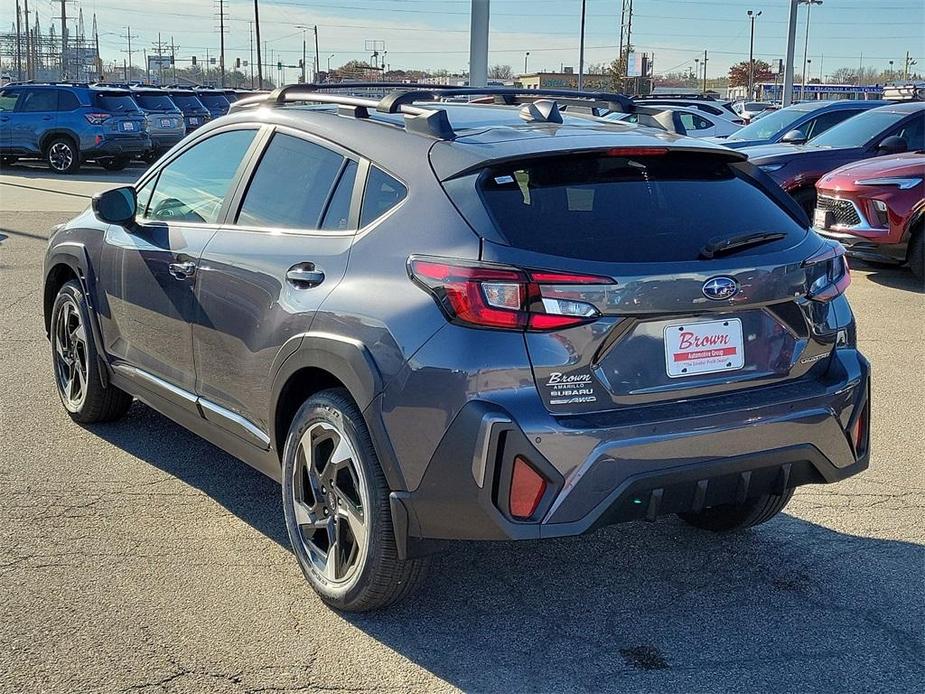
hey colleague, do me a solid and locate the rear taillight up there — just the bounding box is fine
[408,257,614,331]
[804,244,851,302]
[84,112,111,125]
[509,456,546,519]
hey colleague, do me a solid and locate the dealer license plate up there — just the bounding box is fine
[189,117,199,125]
[813,208,828,229]
[664,318,745,378]
[121,121,134,131]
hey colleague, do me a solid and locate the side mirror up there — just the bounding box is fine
[92,186,137,225]
[781,129,807,144]
[876,135,907,155]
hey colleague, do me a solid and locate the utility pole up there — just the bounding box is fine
[216,0,228,87]
[314,25,320,83]
[468,0,489,88]
[702,49,708,94]
[253,0,263,89]
[578,0,586,91]
[801,0,823,101]
[903,51,916,80]
[122,26,137,82]
[170,36,178,84]
[23,0,32,80]
[747,10,762,100]
[782,0,799,107]
[15,0,22,82]
[60,0,68,80]
[249,22,255,88]
[618,0,628,68]
[301,28,307,83]
[624,0,634,85]
[152,33,170,85]
[93,14,101,80]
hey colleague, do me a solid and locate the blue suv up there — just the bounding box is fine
[0,83,151,173]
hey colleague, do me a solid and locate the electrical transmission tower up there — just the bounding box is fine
[214,0,229,87]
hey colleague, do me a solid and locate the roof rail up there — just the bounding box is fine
[229,81,637,140]
[634,93,720,101]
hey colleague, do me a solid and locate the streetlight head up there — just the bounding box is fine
[757,11,763,16]
[747,10,753,16]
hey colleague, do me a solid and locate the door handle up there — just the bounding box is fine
[168,260,197,279]
[286,263,325,288]
[42,116,54,121]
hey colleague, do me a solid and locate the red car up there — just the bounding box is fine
[813,152,924,279]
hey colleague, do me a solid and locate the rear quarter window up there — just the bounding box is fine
[360,167,407,227]
[473,151,806,262]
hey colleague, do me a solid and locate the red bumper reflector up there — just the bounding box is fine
[509,456,547,519]
[853,404,867,452]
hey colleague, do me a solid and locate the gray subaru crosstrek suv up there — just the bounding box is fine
[42,85,870,612]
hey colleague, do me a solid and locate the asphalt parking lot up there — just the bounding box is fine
[1,161,922,694]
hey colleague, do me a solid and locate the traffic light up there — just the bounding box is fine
[277,61,283,71]
[191,56,197,66]
[235,57,241,68]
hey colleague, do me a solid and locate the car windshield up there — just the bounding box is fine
[136,94,175,110]
[475,151,805,263]
[97,94,139,113]
[726,106,811,141]
[809,109,908,148]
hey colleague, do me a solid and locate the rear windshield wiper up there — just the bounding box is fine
[699,232,787,259]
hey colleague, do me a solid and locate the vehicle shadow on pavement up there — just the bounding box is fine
[853,263,923,293]
[86,403,924,692]
[1,162,144,184]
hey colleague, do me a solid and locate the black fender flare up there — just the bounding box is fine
[902,201,925,242]
[38,128,82,155]
[44,242,110,386]
[268,332,406,490]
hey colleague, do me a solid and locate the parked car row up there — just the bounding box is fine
[0,82,257,173]
[627,94,923,278]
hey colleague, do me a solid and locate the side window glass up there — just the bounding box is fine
[147,129,256,224]
[321,161,358,231]
[19,90,59,112]
[135,175,158,219]
[680,113,710,131]
[236,133,344,229]
[57,90,80,112]
[0,90,18,112]
[360,166,407,227]
[897,118,924,150]
[806,110,856,139]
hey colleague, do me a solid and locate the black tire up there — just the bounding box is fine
[99,156,130,171]
[45,137,80,174]
[908,229,924,282]
[792,188,817,220]
[281,388,426,612]
[678,488,795,532]
[50,280,133,423]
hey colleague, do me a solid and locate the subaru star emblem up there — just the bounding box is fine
[702,276,739,301]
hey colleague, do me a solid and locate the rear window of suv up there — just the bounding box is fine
[96,94,139,113]
[474,151,806,262]
[135,94,176,110]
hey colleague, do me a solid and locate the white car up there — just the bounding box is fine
[603,106,743,138]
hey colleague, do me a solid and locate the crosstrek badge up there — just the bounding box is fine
[664,318,745,378]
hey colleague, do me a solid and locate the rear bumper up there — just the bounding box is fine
[84,135,152,159]
[816,227,907,264]
[149,132,185,151]
[390,348,870,551]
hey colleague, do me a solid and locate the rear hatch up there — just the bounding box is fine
[133,93,184,132]
[437,147,848,415]
[168,94,210,128]
[93,91,147,136]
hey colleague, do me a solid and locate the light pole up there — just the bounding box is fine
[888,60,894,81]
[800,0,823,101]
[254,0,263,89]
[805,58,812,98]
[747,10,762,101]
[328,54,334,76]
[524,51,530,74]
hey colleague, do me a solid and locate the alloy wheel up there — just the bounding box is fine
[53,298,89,411]
[291,421,370,585]
[48,142,74,172]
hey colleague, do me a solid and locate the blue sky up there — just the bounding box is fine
[4,0,924,79]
